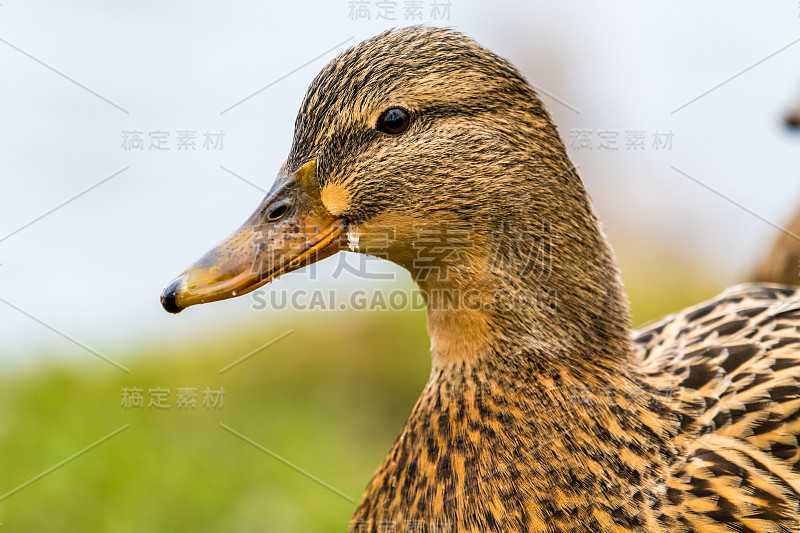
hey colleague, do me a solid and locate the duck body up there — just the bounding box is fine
[161,26,800,532]
[352,284,800,532]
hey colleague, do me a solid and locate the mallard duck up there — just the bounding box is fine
[752,207,800,285]
[161,27,800,532]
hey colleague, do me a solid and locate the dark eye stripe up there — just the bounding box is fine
[377,107,410,134]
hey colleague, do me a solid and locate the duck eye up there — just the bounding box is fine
[266,200,291,222]
[377,107,410,134]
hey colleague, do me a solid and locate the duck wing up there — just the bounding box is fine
[635,283,800,531]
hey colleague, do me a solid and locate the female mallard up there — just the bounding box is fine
[752,206,800,285]
[161,27,800,532]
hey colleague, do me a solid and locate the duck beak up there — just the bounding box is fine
[160,161,346,314]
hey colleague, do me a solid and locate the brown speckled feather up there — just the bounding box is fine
[351,285,800,532]
[637,284,800,532]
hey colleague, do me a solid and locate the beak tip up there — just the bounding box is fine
[161,279,185,314]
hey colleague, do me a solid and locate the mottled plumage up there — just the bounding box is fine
[639,284,800,531]
[162,27,800,532]
[349,285,800,532]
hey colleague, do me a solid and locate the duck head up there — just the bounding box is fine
[162,26,631,368]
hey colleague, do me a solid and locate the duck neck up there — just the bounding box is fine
[419,165,637,386]
[354,322,675,529]
[354,144,678,529]
[355,241,676,526]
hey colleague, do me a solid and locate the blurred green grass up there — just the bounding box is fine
[0,246,726,532]
[0,308,432,532]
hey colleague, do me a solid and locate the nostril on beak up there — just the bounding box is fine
[160,279,184,314]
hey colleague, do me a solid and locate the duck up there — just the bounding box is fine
[786,99,800,129]
[160,27,800,532]
[752,206,800,285]
[750,95,800,286]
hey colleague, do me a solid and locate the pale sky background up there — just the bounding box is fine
[1,1,799,367]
